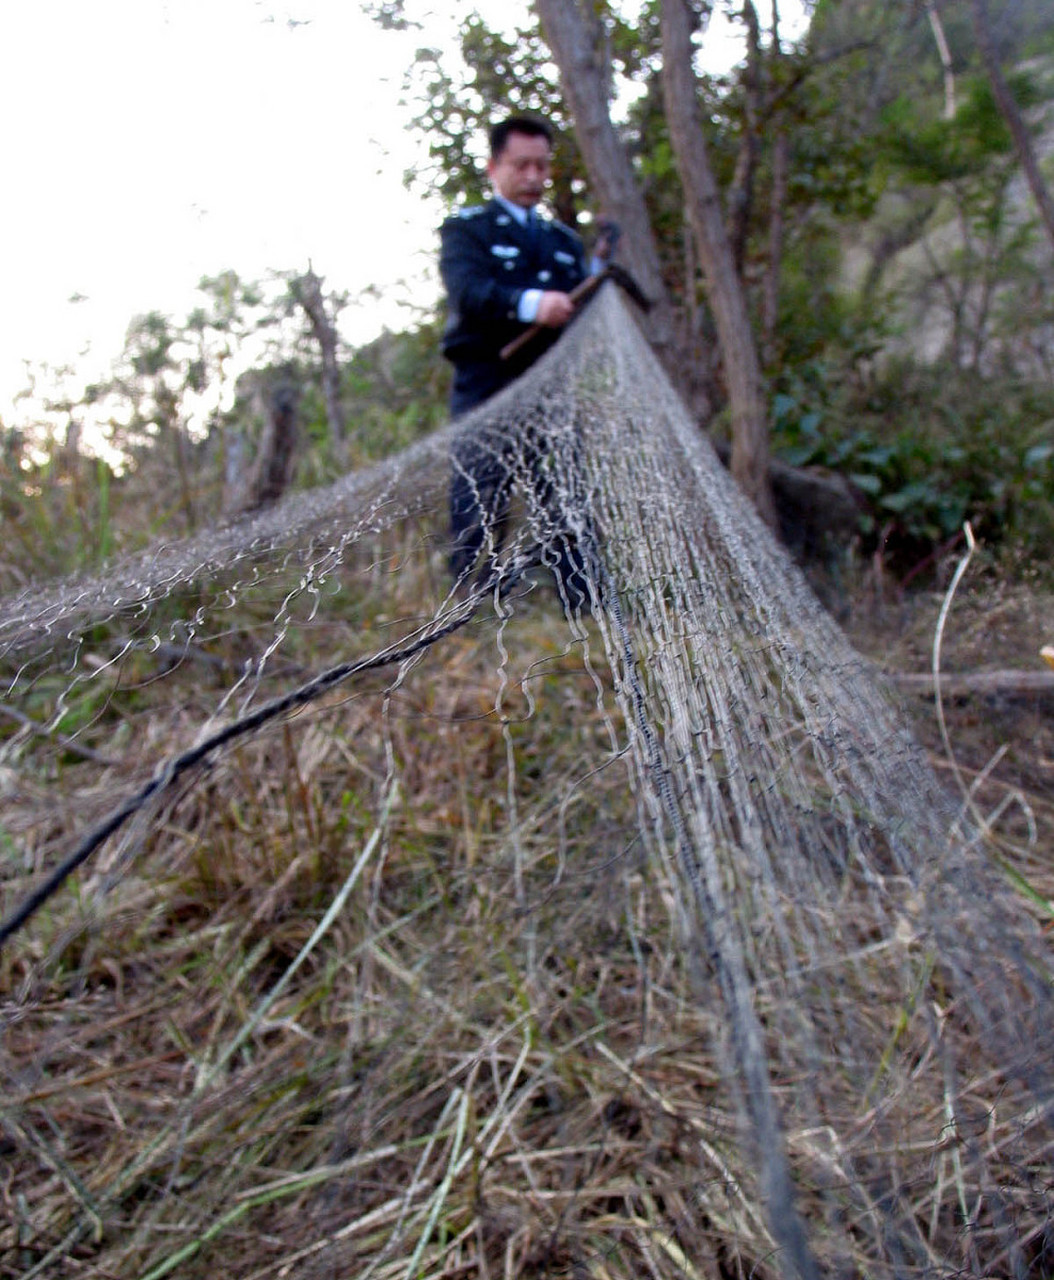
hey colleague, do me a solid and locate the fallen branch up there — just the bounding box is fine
[890,669,1054,696]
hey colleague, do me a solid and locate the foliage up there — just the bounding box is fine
[0,268,373,578]
[83,273,294,532]
[771,355,1054,567]
[783,64,881,224]
[870,68,1051,369]
[774,230,881,365]
[0,433,122,594]
[808,0,1054,112]
[385,2,675,225]
[756,11,1054,573]
[336,320,450,469]
[880,69,1040,183]
[5,0,1054,585]
[399,12,586,220]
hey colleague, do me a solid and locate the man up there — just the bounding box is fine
[439,115,615,587]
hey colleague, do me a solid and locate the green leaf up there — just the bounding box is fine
[880,481,935,513]
[850,473,883,496]
[782,443,821,467]
[857,446,895,469]
[772,393,798,422]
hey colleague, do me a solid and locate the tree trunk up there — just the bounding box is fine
[237,376,301,513]
[710,438,864,556]
[894,669,1054,696]
[158,387,196,533]
[726,1,762,277]
[761,0,787,362]
[926,0,957,121]
[533,0,678,364]
[970,0,1054,253]
[762,127,788,363]
[293,268,347,447]
[661,0,777,526]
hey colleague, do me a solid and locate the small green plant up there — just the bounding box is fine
[771,358,1054,569]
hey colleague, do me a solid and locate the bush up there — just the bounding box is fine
[771,356,1054,572]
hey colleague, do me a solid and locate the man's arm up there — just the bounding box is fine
[441,213,583,331]
[440,216,525,324]
[591,218,620,267]
[535,293,576,326]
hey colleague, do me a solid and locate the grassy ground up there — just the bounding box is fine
[2,544,1052,1279]
[847,548,1054,868]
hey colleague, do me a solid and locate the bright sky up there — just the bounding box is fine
[1,0,806,431]
[2,0,438,427]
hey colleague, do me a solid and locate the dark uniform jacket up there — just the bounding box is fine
[439,199,588,414]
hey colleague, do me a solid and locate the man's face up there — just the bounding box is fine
[488,132,552,208]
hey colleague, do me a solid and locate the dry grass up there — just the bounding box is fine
[2,595,710,1279]
[848,550,1054,877]
[2,544,1053,1279]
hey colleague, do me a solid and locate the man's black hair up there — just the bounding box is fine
[489,115,552,159]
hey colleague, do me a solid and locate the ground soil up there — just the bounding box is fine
[845,564,1054,873]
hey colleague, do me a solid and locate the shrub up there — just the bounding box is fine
[771,357,1054,572]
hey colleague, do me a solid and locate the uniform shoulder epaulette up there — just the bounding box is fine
[455,204,488,220]
[548,218,583,244]
[537,211,574,234]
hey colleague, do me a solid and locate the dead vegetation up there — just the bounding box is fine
[849,548,1054,867]
[2,536,1053,1280]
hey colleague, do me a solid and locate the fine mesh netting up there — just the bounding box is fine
[2,286,1051,1280]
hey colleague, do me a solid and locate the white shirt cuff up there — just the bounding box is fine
[518,289,543,323]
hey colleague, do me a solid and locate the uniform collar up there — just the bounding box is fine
[493,193,535,227]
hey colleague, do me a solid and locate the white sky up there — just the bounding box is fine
[2,0,438,426]
[1,0,805,430]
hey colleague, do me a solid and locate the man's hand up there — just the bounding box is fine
[536,291,576,327]
[593,217,621,263]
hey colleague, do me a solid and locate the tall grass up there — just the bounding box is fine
[3,538,1053,1278]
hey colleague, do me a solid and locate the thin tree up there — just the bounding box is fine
[970,0,1054,252]
[926,0,957,121]
[661,0,776,526]
[533,0,678,364]
[762,0,790,361]
[235,373,301,513]
[726,0,763,277]
[291,266,347,448]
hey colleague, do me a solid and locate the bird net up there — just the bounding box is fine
[1,285,1051,1280]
